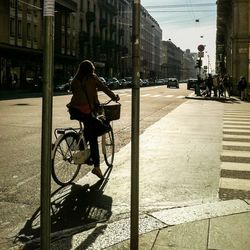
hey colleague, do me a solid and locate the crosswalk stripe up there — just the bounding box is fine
[219,110,250,199]
[220,177,250,191]
[164,95,174,98]
[176,95,185,99]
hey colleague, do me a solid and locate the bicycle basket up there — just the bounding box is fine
[103,102,121,121]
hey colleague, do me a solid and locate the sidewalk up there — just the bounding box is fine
[22,95,250,250]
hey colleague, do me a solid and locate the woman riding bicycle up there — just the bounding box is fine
[68,60,120,179]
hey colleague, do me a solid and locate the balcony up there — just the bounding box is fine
[86,11,95,23]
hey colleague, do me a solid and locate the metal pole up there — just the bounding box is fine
[41,1,54,249]
[131,1,140,249]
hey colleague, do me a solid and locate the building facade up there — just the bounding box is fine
[0,0,77,90]
[216,0,250,95]
[141,6,162,79]
[160,39,183,80]
[0,0,162,90]
[182,49,197,80]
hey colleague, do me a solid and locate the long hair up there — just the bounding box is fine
[74,60,95,81]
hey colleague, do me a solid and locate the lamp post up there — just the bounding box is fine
[207,54,210,74]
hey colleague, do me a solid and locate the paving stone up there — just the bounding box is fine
[153,220,208,250]
[150,200,250,225]
[208,213,250,250]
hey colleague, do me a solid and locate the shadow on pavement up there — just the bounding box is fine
[14,173,113,250]
[0,90,71,101]
[187,95,242,104]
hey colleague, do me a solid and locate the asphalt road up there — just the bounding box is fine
[0,84,193,248]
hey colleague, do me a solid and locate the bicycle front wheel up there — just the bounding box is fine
[52,132,81,186]
[102,129,114,167]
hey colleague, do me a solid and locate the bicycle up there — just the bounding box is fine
[51,100,121,186]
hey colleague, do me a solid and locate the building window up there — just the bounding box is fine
[80,0,83,11]
[27,23,31,40]
[10,18,15,36]
[18,20,22,38]
[18,2,23,11]
[34,24,37,42]
[10,0,15,8]
[80,19,83,32]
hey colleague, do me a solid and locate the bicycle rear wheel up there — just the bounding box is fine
[52,132,81,186]
[102,129,114,167]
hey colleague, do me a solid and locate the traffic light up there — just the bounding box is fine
[195,59,202,68]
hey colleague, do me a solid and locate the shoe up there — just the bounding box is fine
[92,167,104,179]
[85,157,93,166]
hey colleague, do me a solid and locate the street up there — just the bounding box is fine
[0,83,220,248]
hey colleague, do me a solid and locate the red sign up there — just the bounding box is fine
[198,44,205,52]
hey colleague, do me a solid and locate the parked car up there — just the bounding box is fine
[187,78,197,90]
[99,77,107,85]
[107,77,119,89]
[118,79,128,88]
[167,78,179,88]
[142,79,149,87]
[55,82,71,92]
[155,79,165,85]
[124,77,132,87]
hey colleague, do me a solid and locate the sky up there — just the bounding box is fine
[141,0,217,71]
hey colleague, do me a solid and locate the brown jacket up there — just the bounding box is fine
[70,74,116,113]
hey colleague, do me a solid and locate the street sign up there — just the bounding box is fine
[198,51,204,57]
[198,44,205,52]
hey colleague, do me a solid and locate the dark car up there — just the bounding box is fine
[167,78,179,88]
[187,78,197,90]
[118,79,128,88]
[55,82,71,92]
[107,77,119,89]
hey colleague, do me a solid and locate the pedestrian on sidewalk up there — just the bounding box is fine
[222,74,230,98]
[238,76,248,101]
[206,74,213,97]
[218,75,225,98]
[213,75,219,97]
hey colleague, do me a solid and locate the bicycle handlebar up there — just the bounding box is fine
[101,95,120,105]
